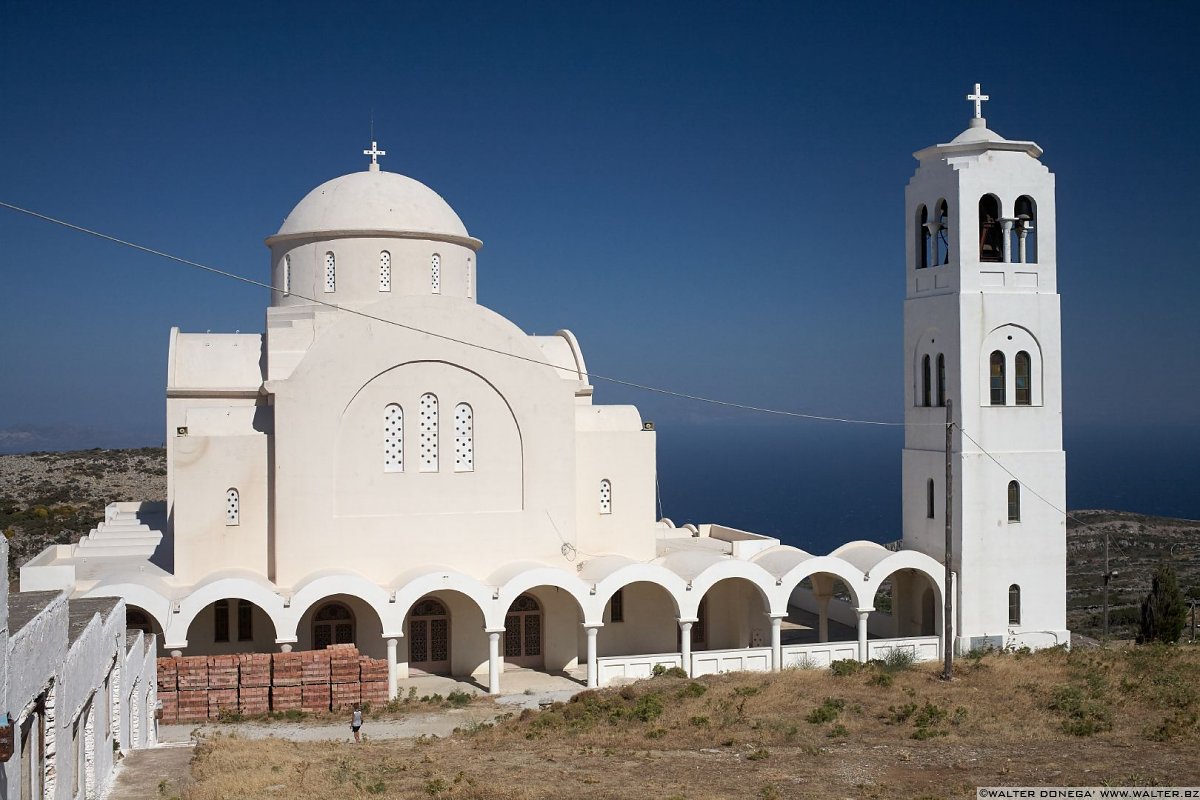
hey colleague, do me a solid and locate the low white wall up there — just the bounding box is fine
[866,635,940,662]
[596,652,682,685]
[691,647,771,677]
[781,641,859,668]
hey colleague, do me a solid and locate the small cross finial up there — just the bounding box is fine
[966,83,989,120]
[364,140,386,172]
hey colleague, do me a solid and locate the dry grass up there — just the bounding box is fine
[184,645,1200,800]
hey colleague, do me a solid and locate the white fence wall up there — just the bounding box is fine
[780,641,860,669]
[866,635,940,662]
[691,647,771,677]
[595,652,682,685]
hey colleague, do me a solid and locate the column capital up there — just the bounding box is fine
[484,627,506,635]
[676,617,699,626]
[382,631,404,640]
[764,612,787,621]
[855,607,874,618]
[582,622,604,631]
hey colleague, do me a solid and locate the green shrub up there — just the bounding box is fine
[829,659,862,677]
[446,690,472,707]
[689,715,710,727]
[677,682,707,699]
[806,697,845,725]
[827,723,849,738]
[651,664,688,679]
[631,693,665,722]
[1140,565,1187,644]
[882,648,916,672]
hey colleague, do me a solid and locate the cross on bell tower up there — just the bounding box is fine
[363,140,386,172]
[966,83,989,120]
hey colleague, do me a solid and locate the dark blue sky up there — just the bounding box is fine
[2,2,1197,522]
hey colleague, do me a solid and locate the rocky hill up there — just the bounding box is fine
[2,449,1196,639]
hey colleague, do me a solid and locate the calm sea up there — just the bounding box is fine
[655,422,1200,555]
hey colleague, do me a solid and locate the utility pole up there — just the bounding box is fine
[1103,531,1110,639]
[943,398,954,681]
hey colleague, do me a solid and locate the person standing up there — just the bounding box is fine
[350,703,363,743]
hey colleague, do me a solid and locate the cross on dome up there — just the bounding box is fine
[966,83,989,120]
[363,140,386,172]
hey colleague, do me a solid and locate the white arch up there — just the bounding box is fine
[588,562,688,623]
[681,560,780,619]
[286,572,396,639]
[860,549,946,609]
[169,575,287,648]
[82,582,171,637]
[490,566,591,629]
[388,568,493,636]
[762,553,868,610]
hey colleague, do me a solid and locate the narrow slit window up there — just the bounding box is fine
[237,600,253,642]
[926,478,935,519]
[324,252,336,292]
[384,404,404,472]
[214,600,229,642]
[431,254,441,294]
[283,254,291,296]
[989,351,1006,405]
[1008,584,1021,625]
[419,393,439,472]
[225,488,239,526]
[454,402,474,472]
[1015,351,1031,406]
[609,588,624,623]
[936,354,946,407]
[379,251,391,292]
[599,479,612,514]
[1008,480,1021,522]
[921,355,931,407]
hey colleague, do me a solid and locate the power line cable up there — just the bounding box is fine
[1,199,943,429]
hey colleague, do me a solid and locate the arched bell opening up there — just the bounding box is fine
[1014,195,1037,263]
[978,194,1004,262]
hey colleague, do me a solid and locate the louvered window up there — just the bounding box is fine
[379,251,391,292]
[419,393,439,472]
[431,254,441,294]
[384,404,403,472]
[324,252,336,292]
[454,403,473,472]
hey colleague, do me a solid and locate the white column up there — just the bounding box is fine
[678,619,696,677]
[386,638,399,700]
[815,594,831,643]
[1001,218,1014,263]
[584,624,601,688]
[855,608,872,662]
[768,614,784,672]
[486,628,504,695]
[1017,228,1028,263]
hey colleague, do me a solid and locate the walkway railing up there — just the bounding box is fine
[594,635,941,686]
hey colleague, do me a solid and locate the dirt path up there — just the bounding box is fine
[106,743,194,800]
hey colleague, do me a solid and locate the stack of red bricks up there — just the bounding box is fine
[360,655,389,707]
[156,657,178,723]
[155,645,390,719]
[270,652,302,712]
[175,656,210,723]
[238,654,271,715]
[300,650,331,712]
[329,644,361,710]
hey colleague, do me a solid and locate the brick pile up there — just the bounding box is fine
[155,645,388,720]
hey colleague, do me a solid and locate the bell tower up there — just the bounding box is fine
[900,86,1069,652]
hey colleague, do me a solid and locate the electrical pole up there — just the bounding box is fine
[943,398,954,681]
[1103,531,1110,639]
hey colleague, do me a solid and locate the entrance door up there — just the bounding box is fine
[313,603,355,650]
[504,594,543,669]
[408,598,451,674]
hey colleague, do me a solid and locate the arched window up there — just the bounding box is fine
[379,251,391,292]
[989,351,1006,405]
[1015,195,1037,263]
[419,393,439,472]
[926,478,935,519]
[384,404,403,473]
[1008,584,1021,625]
[466,256,473,298]
[1007,480,1021,522]
[237,599,253,641]
[978,195,1003,262]
[313,602,355,649]
[431,254,441,294]
[936,353,946,407]
[324,252,336,292]
[600,479,612,514]
[1015,351,1032,406]
[225,488,239,526]
[921,354,932,407]
[453,403,474,472]
[283,254,291,296]
[214,600,230,642]
[935,199,950,265]
[916,204,930,269]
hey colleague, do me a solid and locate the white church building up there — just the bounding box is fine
[22,88,1068,695]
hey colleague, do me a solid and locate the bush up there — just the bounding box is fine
[631,693,665,722]
[882,648,916,672]
[652,665,689,679]
[806,697,845,725]
[1140,565,1187,644]
[677,682,707,699]
[829,659,862,677]
[446,690,472,707]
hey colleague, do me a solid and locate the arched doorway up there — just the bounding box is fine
[408,597,451,675]
[504,594,542,669]
[312,602,355,650]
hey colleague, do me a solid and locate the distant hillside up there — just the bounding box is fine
[2,449,1196,639]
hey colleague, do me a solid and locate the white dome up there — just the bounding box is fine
[274,170,473,241]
